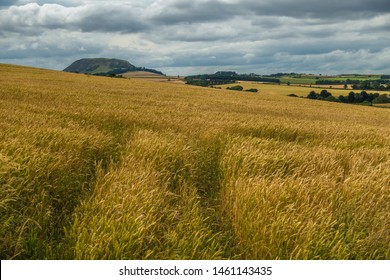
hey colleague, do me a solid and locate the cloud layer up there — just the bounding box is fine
[1,0,389,75]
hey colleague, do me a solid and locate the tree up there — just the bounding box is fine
[307,91,318,99]
[319,89,331,99]
[373,94,390,104]
[361,91,369,102]
[325,96,338,102]
[227,85,243,91]
[348,91,356,103]
[338,95,347,103]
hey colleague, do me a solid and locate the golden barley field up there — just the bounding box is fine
[0,64,389,260]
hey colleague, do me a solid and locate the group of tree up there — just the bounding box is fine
[185,71,280,87]
[315,79,359,85]
[315,79,390,91]
[226,85,258,92]
[350,80,390,91]
[306,89,390,105]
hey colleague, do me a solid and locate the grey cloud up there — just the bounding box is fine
[161,41,279,68]
[0,0,81,7]
[151,0,390,25]
[0,32,106,60]
[155,20,249,42]
[154,33,390,73]
[167,51,243,67]
[0,2,149,35]
[297,49,390,74]
[236,48,390,75]
[151,0,237,25]
[0,1,15,7]
[1,0,389,76]
[76,5,149,33]
[354,14,390,34]
[33,0,82,6]
[245,0,390,19]
[0,3,80,35]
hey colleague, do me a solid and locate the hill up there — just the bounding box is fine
[63,58,136,75]
[63,58,165,76]
[1,63,389,260]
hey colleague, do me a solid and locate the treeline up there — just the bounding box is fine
[185,71,280,87]
[315,79,390,90]
[306,89,390,104]
[268,72,298,77]
[135,67,165,76]
[185,71,236,87]
[238,75,280,83]
[315,79,359,85]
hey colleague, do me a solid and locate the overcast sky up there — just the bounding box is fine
[1,0,389,75]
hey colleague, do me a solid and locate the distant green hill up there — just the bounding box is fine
[64,58,165,76]
[64,58,136,75]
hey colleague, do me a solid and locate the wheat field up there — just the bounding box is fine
[0,64,389,259]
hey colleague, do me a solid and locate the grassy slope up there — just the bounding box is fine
[90,65,112,74]
[0,64,389,259]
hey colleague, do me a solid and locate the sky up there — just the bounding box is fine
[1,0,390,76]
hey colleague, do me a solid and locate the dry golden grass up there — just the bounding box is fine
[0,64,389,259]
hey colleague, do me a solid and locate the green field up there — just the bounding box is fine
[1,64,389,259]
[279,74,382,85]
